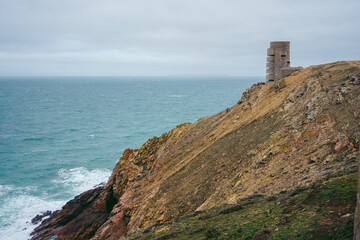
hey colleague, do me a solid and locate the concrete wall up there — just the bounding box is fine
[281,67,303,77]
[266,41,301,81]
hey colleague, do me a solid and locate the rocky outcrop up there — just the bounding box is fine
[31,61,360,240]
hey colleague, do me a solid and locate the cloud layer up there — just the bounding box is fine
[0,0,359,76]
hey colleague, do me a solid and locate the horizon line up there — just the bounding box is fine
[0,74,264,78]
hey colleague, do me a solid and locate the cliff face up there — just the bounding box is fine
[31,61,360,240]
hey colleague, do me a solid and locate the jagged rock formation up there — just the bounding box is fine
[31,61,360,240]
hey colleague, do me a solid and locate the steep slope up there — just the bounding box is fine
[31,61,360,240]
[128,173,357,239]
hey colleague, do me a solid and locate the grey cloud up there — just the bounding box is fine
[0,0,359,76]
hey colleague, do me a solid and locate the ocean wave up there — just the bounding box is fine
[0,185,15,197]
[0,167,111,240]
[52,167,112,194]
[31,149,49,153]
[169,94,188,98]
[0,187,65,240]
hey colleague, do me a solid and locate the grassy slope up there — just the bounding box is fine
[128,173,357,240]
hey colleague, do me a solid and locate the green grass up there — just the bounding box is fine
[127,174,357,240]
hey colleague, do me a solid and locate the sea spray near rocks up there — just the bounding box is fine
[0,188,65,240]
[51,167,112,194]
[0,167,111,240]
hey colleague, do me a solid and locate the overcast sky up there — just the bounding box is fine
[0,0,359,76]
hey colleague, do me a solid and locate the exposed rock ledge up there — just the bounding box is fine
[31,61,360,240]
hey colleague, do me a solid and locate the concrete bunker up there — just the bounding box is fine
[266,41,302,81]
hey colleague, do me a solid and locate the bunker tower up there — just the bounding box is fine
[266,41,302,81]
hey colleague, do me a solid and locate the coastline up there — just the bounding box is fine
[31,61,360,239]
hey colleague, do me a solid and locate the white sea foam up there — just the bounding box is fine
[0,185,15,197]
[52,167,112,193]
[0,188,65,240]
[169,94,188,98]
[0,167,111,240]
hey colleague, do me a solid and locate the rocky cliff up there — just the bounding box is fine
[31,61,360,240]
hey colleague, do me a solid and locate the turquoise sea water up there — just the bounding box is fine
[0,76,262,239]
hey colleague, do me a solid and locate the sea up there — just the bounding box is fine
[0,76,262,239]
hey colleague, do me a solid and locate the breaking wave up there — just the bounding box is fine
[0,167,111,240]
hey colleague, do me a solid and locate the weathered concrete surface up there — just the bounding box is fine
[266,41,302,81]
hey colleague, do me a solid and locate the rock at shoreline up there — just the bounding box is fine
[31,211,52,225]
